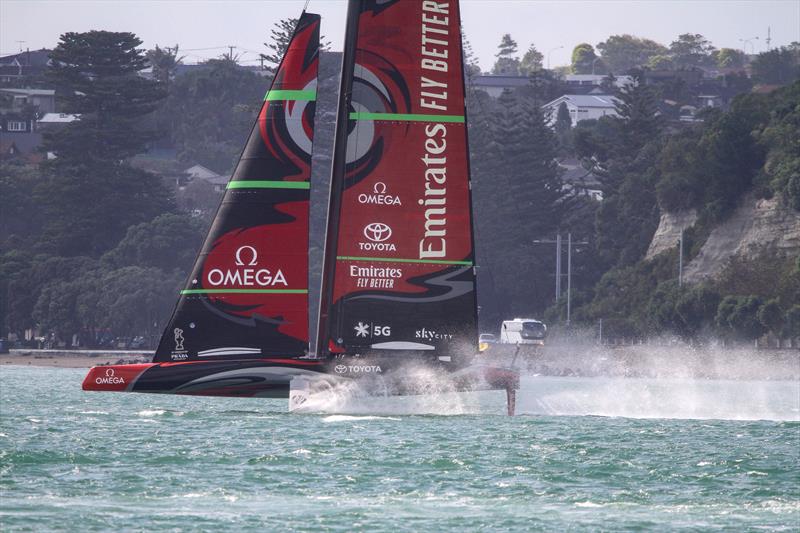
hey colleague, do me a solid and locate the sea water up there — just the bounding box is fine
[1,365,798,531]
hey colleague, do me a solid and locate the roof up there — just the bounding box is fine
[184,164,228,185]
[38,113,79,123]
[543,94,619,109]
[0,49,51,68]
[472,75,531,88]
[184,164,220,178]
[0,131,42,153]
[0,88,55,97]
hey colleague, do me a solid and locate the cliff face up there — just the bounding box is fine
[645,209,697,261]
[648,195,800,282]
[684,196,800,282]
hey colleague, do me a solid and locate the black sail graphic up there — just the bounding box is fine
[317,0,478,362]
[153,13,321,363]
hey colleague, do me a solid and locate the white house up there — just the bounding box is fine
[542,94,620,127]
[183,164,227,192]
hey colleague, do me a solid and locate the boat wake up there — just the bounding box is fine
[289,366,483,415]
[516,375,800,421]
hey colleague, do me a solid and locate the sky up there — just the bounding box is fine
[1,0,798,71]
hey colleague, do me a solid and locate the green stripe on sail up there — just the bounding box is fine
[337,256,473,266]
[181,289,308,295]
[349,112,465,123]
[265,89,317,101]
[227,181,310,190]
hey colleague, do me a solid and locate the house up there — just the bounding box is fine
[563,74,635,90]
[0,49,52,82]
[697,95,723,108]
[178,164,228,192]
[542,94,620,127]
[0,139,20,158]
[0,88,56,114]
[559,158,603,201]
[471,75,532,98]
[643,68,704,88]
[36,113,79,132]
[174,165,228,215]
[0,88,59,158]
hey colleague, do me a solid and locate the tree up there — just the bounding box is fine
[0,163,43,249]
[102,213,206,272]
[461,30,482,78]
[716,48,746,69]
[647,54,674,70]
[756,81,800,210]
[612,82,664,157]
[675,285,721,338]
[571,43,601,74]
[492,34,520,75]
[716,295,766,340]
[160,59,265,172]
[554,101,573,154]
[784,305,800,339]
[757,299,784,336]
[260,17,330,71]
[596,35,668,73]
[261,18,298,69]
[35,163,174,256]
[600,72,618,93]
[519,44,543,75]
[669,33,716,69]
[37,31,174,257]
[750,44,800,85]
[45,31,165,162]
[471,90,564,320]
[146,44,183,86]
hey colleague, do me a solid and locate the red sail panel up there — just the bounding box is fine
[153,13,320,363]
[323,0,477,357]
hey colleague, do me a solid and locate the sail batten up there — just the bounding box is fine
[349,112,465,122]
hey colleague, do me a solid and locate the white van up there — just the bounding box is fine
[499,318,547,345]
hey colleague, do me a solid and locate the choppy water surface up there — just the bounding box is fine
[1,366,798,531]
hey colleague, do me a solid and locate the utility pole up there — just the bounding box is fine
[565,233,588,325]
[547,45,564,70]
[555,233,562,300]
[766,27,771,51]
[567,233,572,324]
[678,230,684,287]
[532,236,562,302]
[533,233,588,324]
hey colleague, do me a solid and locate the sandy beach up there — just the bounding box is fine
[1,350,152,368]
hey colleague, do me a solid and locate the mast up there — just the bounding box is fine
[316,0,361,357]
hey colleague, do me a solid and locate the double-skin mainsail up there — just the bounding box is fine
[317,0,478,364]
[155,12,321,362]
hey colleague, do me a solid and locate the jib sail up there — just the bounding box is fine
[153,13,321,362]
[318,0,477,359]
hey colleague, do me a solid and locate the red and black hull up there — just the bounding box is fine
[82,357,518,400]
